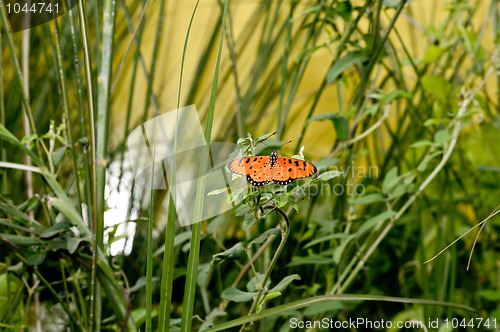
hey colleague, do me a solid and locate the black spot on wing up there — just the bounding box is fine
[247,175,269,186]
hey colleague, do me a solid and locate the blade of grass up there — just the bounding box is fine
[144,0,167,329]
[95,0,118,330]
[180,1,229,331]
[157,0,199,330]
[21,26,40,331]
[76,0,98,329]
[50,17,83,214]
[96,0,117,251]
[68,3,93,220]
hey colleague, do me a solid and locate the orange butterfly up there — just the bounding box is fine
[227,151,317,186]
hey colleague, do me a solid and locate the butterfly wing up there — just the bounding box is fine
[227,156,272,186]
[272,156,317,185]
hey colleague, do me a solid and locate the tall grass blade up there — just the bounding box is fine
[157,0,200,329]
[180,1,229,330]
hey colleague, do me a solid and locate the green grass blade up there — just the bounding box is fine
[180,1,229,331]
[76,0,98,329]
[202,295,475,332]
[157,0,199,329]
[144,1,167,330]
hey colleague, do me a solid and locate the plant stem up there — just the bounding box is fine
[240,205,290,331]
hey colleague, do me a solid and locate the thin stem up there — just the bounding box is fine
[76,0,98,329]
[240,205,290,331]
[181,2,229,330]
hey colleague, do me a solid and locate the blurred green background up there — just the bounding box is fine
[0,0,499,330]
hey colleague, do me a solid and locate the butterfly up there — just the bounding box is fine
[227,151,317,186]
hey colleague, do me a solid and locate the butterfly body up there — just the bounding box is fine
[227,151,317,186]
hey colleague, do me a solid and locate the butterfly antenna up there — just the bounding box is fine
[260,139,292,149]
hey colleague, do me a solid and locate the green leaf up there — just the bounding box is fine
[434,129,452,145]
[207,215,226,234]
[326,52,367,84]
[333,237,351,264]
[424,118,450,126]
[411,140,435,148]
[314,158,340,169]
[25,248,46,265]
[417,151,443,172]
[350,193,384,205]
[129,276,160,293]
[199,309,227,331]
[303,233,350,248]
[227,187,245,204]
[221,287,256,303]
[420,45,446,64]
[335,1,352,21]
[479,290,500,301]
[307,112,337,123]
[237,135,252,148]
[249,229,280,247]
[197,263,211,287]
[255,131,277,144]
[211,242,244,265]
[357,210,397,237]
[289,154,305,161]
[287,254,333,267]
[235,204,250,216]
[67,237,84,254]
[380,90,412,104]
[243,213,258,231]
[52,146,67,165]
[288,196,300,212]
[277,192,288,208]
[207,187,228,196]
[333,116,349,141]
[247,273,268,292]
[263,292,282,302]
[21,134,38,147]
[174,231,192,247]
[51,195,90,238]
[18,196,39,212]
[40,221,73,238]
[269,274,301,293]
[0,124,43,165]
[2,234,43,246]
[364,104,379,116]
[382,167,399,194]
[421,75,448,102]
[317,170,342,181]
